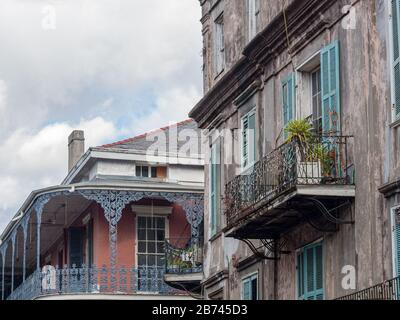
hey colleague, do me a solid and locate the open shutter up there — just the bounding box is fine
[321,41,341,133]
[248,111,256,165]
[282,74,295,139]
[242,279,251,300]
[305,247,315,300]
[392,0,400,120]
[210,140,221,236]
[242,116,249,168]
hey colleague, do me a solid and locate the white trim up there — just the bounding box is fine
[240,107,257,172]
[240,271,259,300]
[391,205,400,278]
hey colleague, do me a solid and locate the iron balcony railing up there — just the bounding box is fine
[165,238,203,274]
[7,265,181,300]
[337,277,400,300]
[224,135,354,226]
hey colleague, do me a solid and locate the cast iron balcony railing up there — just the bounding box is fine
[7,265,181,300]
[337,277,400,300]
[165,238,203,274]
[224,135,354,227]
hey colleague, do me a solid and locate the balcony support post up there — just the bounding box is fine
[33,194,53,271]
[21,214,30,281]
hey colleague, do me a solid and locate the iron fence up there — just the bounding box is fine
[165,238,203,274]
[337,277,400,300]
[224,135,354,227]
[7,265,180,300]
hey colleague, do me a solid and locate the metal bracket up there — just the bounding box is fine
[240,237,291,261]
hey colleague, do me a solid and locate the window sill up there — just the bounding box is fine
[209,230,223,243]
[389,118,400,129]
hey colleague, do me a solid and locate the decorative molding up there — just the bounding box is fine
[379,178,400,198]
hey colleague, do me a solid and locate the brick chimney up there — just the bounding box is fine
[68,130,85,172]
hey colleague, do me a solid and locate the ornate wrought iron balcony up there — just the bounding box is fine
[224,135,355,240]
[163,238,203,294]
[337,277,400,300]
[7,265,180,300]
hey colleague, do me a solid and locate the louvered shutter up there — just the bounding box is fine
[306,247,315,300]
[248,112,256,165]
[242,116,249,168]
[282,74,295,139]
[392,0,400,120]
[394,209,400,277]
[210,143,218,236]
[321,41,341,133]
[242,278,251,300]
[315,244,324,300]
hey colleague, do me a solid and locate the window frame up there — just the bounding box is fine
[214,13,225,76]
[135,165,164,178]
[296,240,325,300]
[241,271,259,300]
[135,215,169,269]
[241,107,257,171]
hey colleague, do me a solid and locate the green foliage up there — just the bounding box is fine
[284,119,313,145]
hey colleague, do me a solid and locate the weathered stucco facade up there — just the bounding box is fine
[191,0,400,300]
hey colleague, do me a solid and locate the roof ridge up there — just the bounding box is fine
[100,118,194,148]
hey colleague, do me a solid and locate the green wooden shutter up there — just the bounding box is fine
[210,140,221,236]
[394,210,400,277]
[242,109,256,169]
[282,74,296,139]
[242,278,251,300]
[298,242,324,300]
[392,0,400,120]
[321,41,341,133]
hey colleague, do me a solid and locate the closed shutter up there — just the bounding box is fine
[394,209,400,277]
[242,116,249,168]
[282,74,295,139]
[69,228,84,268]
[321,41,341,134]
[297,242,324,300]
[392,0,400,120]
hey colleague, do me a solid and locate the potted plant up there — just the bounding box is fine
[284,119,322,184]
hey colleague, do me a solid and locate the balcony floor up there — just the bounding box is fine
[225,184,355,240]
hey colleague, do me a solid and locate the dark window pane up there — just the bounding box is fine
[251,278,258,300]
[138,255,146,266]
[148,255,156,266]
[138,241,146,253]
[147,242,156,253]
[147,217,153,229]
[151,167,157,178]
[156,218,164,229]
[148,230,155,241]
[136,166,142,177]
[156,230,165,241]
[138,229,146,241]
[156,242,164,254]
[138,217,146,229]
[142,166,149,177]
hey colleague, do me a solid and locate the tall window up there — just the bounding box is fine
[311,68,322,134]
[241,109,256,170]
[137,216,166,290]
[297,242,324,300]
[242,273,258,300]
[248,0,261,40]
[214,14,225,75]
[391,0,400,122]
[209,139,221,237]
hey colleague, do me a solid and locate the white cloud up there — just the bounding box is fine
[0,117,118,232]
[0,0,202,233]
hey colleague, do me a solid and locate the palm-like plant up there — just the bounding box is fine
[285,119,313,159]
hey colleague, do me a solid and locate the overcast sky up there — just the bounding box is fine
[0,0,203,233]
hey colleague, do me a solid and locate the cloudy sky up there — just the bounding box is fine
[0,0,202,233]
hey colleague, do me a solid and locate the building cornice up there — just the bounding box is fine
[379,178,400,198]
[189,0,340,129]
